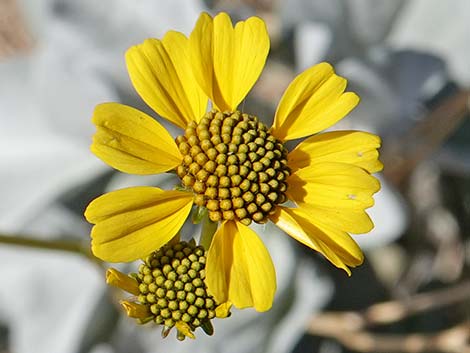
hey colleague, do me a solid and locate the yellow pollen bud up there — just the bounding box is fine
[194,194,205,206]
[218,188,230,199]
[220,199,232,210]
[205,187,218,199]
[232,197,244,208]
[259,171,269,182]
[252,212,265,223]
[242,192,254,203]
[196,169,209,182]
[188,162,200,175]
[206,199,219,211]
[261,202,273,212]
[187,135,198,146]
[252,161,263,172]
[239,179,251,191]
[193,181,205,193]
[204,160,217,173]
[231,175,242,186]
[209,211,222,221]
[200,139,212,151]
[206,175,218,187]
[219,176,231,188]
[196,153,209,165]
[247,203,258,214]
[215,164,227,176]
[231,187,242,197]
[199,130,210,141]
[227,165,238,176]
[207,148,218,160]
[190,145,202,157]
[222,210,235,220]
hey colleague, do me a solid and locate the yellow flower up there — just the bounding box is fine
[106,240,231,340]
[85,12,382,313]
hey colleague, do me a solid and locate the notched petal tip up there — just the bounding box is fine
[126,34,207,128]
[205,221,276,312]
[90,102,182,175]
[197,11,213,22]
[190,11,269,112]
[86,187,193,263]
[272,62,360,141]
[271,207,364,275]
[288,130,383,174]
[287,162,381,212]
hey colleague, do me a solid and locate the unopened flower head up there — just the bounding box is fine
[85,11,383,320]
[107,239,230,340]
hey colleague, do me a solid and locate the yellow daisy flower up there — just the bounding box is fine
[85,12,382,313]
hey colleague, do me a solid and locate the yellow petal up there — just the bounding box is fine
[121,300,151,319]
[85,187,193,262]
[288,130,383,173]
[271,207,364,275]
[91,103,182,174]
[106,268,140,295]
[287,162,381,210]
[299,205,374,234]
[271,63,359,141]
[206,221,276,312]
[175,321,195,339]
[189,12,269,111]
[126,33,208,128]
[215,301,232,318]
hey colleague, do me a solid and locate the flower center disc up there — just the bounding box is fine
[176,110,290,225]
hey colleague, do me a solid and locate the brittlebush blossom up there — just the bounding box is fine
[85,12,382,314]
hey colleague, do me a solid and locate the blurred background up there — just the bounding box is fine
[0,0,469,352]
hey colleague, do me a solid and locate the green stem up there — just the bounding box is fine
[200,216,218,250]
[0,233,103,267]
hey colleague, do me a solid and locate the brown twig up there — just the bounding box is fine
[308,280,470,352]
[0,0,32,58]
[363,280,470,325]
[382,90,470,188]
[309,320,470,353]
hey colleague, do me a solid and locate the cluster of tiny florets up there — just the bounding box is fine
[176,110,290,225]
[135,240,216,336]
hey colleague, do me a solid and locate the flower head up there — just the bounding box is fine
[85,12,382,314]
[106,239,231,340]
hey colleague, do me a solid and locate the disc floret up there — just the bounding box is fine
[176,110,290,225]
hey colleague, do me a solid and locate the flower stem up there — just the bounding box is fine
[200,216,218,250]
[0,233,102,267]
